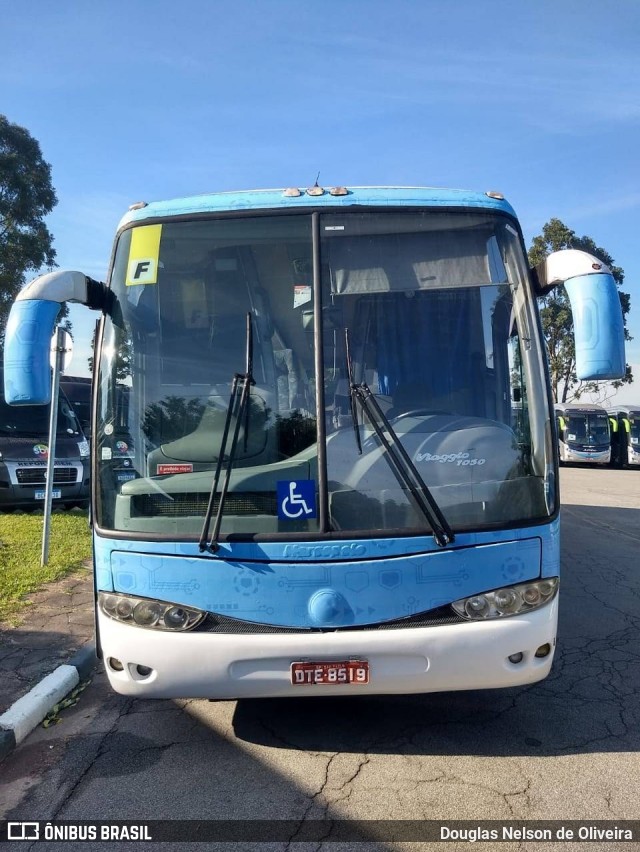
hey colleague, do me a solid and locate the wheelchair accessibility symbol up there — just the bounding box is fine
[277,480,317,520]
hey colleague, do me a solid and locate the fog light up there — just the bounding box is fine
[535,643,552,658]
[508,652,524,664]
[135,665,153,677]
[108,657,124,671]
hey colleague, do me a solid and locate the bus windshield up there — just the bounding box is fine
[565,412,610,445]
[96,210,553,537]
[628,415,640,444]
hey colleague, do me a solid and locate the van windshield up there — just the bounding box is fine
[61,381,92,436]
[0,392,82,437]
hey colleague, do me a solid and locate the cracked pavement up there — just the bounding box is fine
[1,468,639,851]
[0,562,94,715]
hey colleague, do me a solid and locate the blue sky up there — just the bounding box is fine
[2,0,639,400]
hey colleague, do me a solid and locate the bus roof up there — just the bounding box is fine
[118,186,518,230]
[555,403,609,413]
[608,405,640,416]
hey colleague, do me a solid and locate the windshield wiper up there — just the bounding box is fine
[199,313,255,553]
[344,328,454,548]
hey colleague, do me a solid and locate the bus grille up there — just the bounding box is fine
[195,606,465,634]
[131,492,279,517]
[16,467,78,486]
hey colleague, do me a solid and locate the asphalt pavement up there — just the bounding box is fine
[0,559,97,759]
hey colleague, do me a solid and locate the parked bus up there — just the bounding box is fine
[3,186,625,699]
[608,405,640,468]
[555,403,611,465]
[0,368,90,510]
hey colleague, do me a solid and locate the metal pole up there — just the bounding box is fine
[41,327,65,566]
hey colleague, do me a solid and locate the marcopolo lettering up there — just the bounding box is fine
[282,543,368,560]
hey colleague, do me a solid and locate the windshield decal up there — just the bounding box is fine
[293,284,312,308]
[157,463,193,475]
[415,451,486,466]
[126,224,162,286]
[277,480,317,520]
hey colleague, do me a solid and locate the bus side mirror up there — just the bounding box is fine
[532,249,625,381]
[3,270,108,405]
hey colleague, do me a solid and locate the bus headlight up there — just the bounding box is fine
[452,578,559,620]
[164,606,191,630]
[99,592,205,631]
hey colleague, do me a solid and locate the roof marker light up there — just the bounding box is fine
[128,201,148,210]
[329,186,349,196]
[283,187,302,197]
[485,191,505,200]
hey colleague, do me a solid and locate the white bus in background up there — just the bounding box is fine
[608,406,640,468]
[555,403,611,465]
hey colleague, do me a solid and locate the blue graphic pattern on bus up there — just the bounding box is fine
[100,533,546,629]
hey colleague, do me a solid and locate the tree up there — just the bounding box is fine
[528,218,632,403]
[0,115,58,347]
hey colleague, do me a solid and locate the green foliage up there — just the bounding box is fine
[0,115,59,346]
[528,218,632,403]
[0,511,92,621]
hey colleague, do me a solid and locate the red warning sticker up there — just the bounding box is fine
[157,463,193,475]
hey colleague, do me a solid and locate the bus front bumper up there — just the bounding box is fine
[97,599,558,699]
[564,448,610,464]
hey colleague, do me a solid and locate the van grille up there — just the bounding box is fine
[16,467,78,486]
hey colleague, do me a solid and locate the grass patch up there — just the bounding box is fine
[0,511,92,621]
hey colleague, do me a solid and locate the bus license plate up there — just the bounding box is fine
[291,660,369,686]
[35,489,62,500]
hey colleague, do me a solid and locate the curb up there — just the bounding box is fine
[0,644,96,761]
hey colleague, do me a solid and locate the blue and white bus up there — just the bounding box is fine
[3,186,625,699]
[555,403,612,465]
[608,405,640,468]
